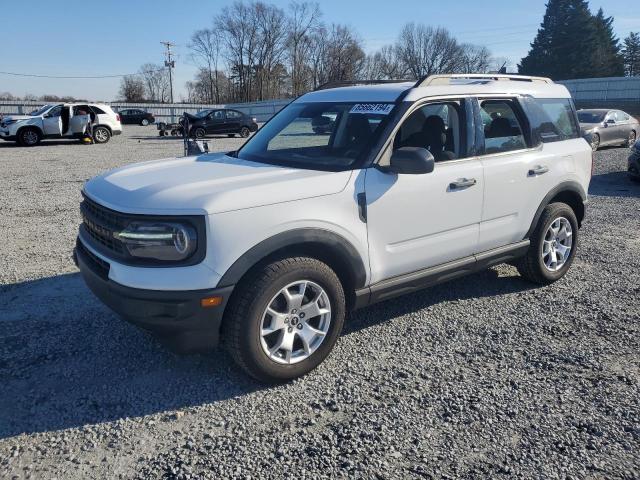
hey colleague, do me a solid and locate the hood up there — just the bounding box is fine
[84,153,353,215]
[1,115,32,124]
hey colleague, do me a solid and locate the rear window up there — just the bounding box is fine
[526,98,579,143]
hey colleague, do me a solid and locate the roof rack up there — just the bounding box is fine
[415,74,554,88]
[314,79,414,91]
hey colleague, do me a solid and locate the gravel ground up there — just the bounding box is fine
[1,126,639,479]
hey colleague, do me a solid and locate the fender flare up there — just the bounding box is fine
[16,125,44,138]
[525,181,587,239]
[217,228,367,289]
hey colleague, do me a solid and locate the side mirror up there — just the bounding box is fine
[387,147,435,174]
[605,118,615,126]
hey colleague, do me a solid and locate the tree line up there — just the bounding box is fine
[118,1,502,104]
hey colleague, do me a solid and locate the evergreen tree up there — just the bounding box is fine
[622,32,640,76]
[592,8,624,77]
[519,0,619,80]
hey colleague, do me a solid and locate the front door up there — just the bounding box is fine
[365,99,484,284]
[42,105,63,136]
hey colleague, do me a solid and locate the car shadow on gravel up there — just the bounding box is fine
[0,267,533,439]
[344,267,536,335]
[0,273,262,439]
[589,171,640,198]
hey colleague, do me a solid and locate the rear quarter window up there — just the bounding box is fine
[90,106,107,115]
[525,98,579,143]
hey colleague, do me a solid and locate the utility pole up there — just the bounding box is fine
[161,41,176,103]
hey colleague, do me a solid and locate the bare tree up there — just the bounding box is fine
[189,28,222,103]
[459,44,492,74]
[139,63,170,102]
[287,1,321,96]
[118,75,146,102]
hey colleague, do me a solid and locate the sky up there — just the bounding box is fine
[0,0,637,101]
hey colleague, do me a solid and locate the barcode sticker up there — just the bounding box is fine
[349,103,394,115]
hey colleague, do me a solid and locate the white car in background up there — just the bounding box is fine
[0,103,122,146]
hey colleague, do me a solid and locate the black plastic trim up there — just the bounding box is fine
[525,182,587,239]
[355,240,530,308]
[217,228,367,289]
[74,241,232,353]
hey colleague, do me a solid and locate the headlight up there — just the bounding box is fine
[115,222,197,262]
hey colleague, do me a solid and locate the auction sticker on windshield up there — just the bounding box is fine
[349,104,394,115]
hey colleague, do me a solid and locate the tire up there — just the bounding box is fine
[516,202,579,285]
[223,257,346,383]
[141,119,149,126]
[590,133,600,151]
[93,126,111,144]
[193,127,206,139]
[239,126,251,138]
[17,127,41,147]
[627,130,636,148]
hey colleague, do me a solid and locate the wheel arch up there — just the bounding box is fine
[525,182,587,239]
[217,228,368,310]
[16,124,43,138]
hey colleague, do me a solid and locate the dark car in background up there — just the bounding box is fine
[578,109,639,151]
[186,109,258,138]
[118,109,155,126]
[629,138,640,181]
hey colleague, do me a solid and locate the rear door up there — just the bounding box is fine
[478,96,581,251]
[225,110,242,132]
[601,111,618,144]
[365,98,484,283]
[205,110,225,134]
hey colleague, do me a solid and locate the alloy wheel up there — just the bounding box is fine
[94,128,109,143]
[260,280,331,365]
[541,217,573,272]
[22,130,38,145]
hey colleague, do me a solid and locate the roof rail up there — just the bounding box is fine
[314,79,414,91]
[415,74,554,88]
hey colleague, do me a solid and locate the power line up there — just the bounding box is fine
[0,68,166,79]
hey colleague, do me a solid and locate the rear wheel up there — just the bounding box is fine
[590,133,600,151]
[141,118,149,126]
[240,126,251,138]
[17,127,41,146]
[516,202,578,285]
[627,130,636,148]
[223,257,345,383]
[93,126,111,144]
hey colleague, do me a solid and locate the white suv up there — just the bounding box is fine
[0,103,122,146]
[74,74,592,382]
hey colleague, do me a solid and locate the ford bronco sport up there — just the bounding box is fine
[74,74,592,382]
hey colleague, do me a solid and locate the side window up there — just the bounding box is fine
[614,111,629,122]
[479,100,527,154]
[605,111,615,123]
[47,106,62,117]
[395,101,464,161]
[226,110,242,119]
[211,110,224,120]
[526,98,579,143]
[91,106,106,115]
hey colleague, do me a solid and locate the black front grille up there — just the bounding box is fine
[80,194,128,258]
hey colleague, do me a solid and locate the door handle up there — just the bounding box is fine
[528,165,549,176]
[449,178,477,189]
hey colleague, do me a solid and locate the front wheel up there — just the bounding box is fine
[516,202,579,285]
[223,257,345,383]
[141,118,149,126]
[192,127,206,139]
[93,126,111,144]
[590,133,600,151]
[239,126,251,138]
[17,127,41,146]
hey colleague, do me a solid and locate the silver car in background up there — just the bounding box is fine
[578,109,639,151]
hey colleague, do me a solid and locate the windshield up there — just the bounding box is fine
[237,102,394,170]
[30,105,53,116]
[195,109,213,118]
[578,111,605,123]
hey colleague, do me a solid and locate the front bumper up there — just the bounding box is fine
[74,240,234,353]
